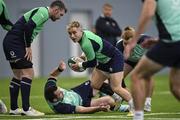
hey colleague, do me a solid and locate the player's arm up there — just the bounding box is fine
[1,20,13,31]
[0,1,13,31]
[79,52,87,61]
[72,40,97,70]
[80,43,97,69]
[133,0,156,44]
[124,0,156,59]
[75,105,110,113]
[45,61,66,92]
[54,102,109,114]
[140,35,159,48]
[24,7,48,61]
[49,60,66,79]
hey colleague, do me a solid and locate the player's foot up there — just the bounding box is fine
[9,108,22,115]
[0,100,7,114]
[21,107,44,116]
[119,104,129,112]
[144,102,151,112]
[127,110,134,117]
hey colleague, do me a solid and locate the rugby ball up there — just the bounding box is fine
[68,56,86,72]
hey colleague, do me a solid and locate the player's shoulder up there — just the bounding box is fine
[37,7,49,17]
[83,30,96,40]
[84,30,94,35]
[38,7,48,12]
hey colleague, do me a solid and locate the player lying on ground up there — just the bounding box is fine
[44,60,117,114]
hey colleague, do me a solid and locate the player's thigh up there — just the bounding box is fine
[12,69,22,80]
[91,68,107,89]
[21,68,34,79]
[90,96,114,107]
[109,71,124,88]
[131,56,163,78]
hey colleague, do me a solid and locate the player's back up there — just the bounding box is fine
[80,30,118,64]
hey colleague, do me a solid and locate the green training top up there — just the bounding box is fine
[79,30,111,65]
[0,0,13,31]
[47,88,83,113]
[23,7,49,46]
[155,0,180,42]
[128,44,147,62]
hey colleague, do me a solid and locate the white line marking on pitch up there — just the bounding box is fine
[0,112,180,120]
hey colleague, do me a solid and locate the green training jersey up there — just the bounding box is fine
[155,0,180,42]
[45,79,83,113]
[0,0,13,31]
[79,30,111,64]
[23,7,49,43]
[47,88,83,110]
[128,44,147,62]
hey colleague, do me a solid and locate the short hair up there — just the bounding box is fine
[122,26,135,41]
[45,86,57,103]
[50,0,67,13]
[67,21,81,32]
[103,3,113,9]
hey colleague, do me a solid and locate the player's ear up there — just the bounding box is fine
[52,7,58,13]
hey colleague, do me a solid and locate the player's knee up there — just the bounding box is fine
[111,86,121,93]
[131,71,151,83]
[131,73,140,84]
[90,82,100,90]
[21,69,34,79]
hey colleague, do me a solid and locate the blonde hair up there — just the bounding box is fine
[67,21,81,32]
[121,26,135,41]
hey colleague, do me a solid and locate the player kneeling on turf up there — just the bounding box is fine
[44,60,116,114]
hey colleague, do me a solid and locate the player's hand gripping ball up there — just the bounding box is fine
[68,56,86,72]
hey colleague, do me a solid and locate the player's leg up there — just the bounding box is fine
[9,64,22,115]
[14,59,44,116]
[90,68,107,90]
[144,77,154,112]
[90,68,122,101]
[21,68,34,112]
[122,62,134,88]
[169,68,180,100]
[131,56,163,120]
[0,99,7,114]
[123,62,134,78]
[109,71,134,114]
[110,72,132,102]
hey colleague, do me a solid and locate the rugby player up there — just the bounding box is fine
[124,0,180,120]
[0,0,13,114]
[67,21,134,116]
[3,0,67,116]
[45,60,115,114]
[116,26,158,112]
